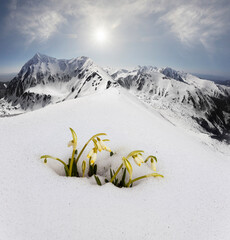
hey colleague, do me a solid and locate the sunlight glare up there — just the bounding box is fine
[95,28,107,43]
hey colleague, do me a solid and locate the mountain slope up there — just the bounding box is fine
[107,66,230,141]
[5,53,114,109]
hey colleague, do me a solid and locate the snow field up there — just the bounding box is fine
[0,88,229,240]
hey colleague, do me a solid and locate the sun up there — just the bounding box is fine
[95,28,107,43]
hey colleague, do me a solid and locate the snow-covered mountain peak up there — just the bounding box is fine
[70,56,95,71]
[19,54,94,78]
[137,65,158,73]
[24,53,56,67]
[159,67,187,82]
[4,54,115,111]
[33,52,52,60]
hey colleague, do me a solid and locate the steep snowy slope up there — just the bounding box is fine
[108,66,230,141]
[0,88,229,240]
[5,53,114,110]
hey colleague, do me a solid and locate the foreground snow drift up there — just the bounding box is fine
[0,88,229,240]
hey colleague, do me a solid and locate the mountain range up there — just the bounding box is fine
[1,53,230,142]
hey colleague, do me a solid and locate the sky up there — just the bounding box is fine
[0,0,230,79]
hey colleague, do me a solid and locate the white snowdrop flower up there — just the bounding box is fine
[99,139,106,150]
[96,140,102,152]
[105,146,111,152]
[101,141,111,152]
[68,140,77,149]
[97,138,111,152]
[145,155,158,171]
[68,128,77,149]
[87,149,94,158]
[90,152,97,165]
[133,154,144,166]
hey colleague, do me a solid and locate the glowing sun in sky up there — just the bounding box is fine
[95,28,108,43]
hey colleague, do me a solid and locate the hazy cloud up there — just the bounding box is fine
[6,0,230,49]
[161,1,230,49]
[7,1,65,43]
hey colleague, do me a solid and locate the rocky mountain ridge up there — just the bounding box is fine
[5,53,115,109]
[2,53,230,142]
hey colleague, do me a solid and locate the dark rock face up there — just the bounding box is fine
[160,67,186,83]
[117,77,132,89]
[186,90,230,139]
[19,92,51,109]
[0,82,8,98]
[5,74,53,108]
[106,81,112,89]
[137,78,145,91]
[206,95,230,136]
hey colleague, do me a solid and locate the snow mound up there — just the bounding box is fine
[0,88,229,240]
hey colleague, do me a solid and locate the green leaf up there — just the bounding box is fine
[114,178,118,186]
[119,168,127,187]
[94,164,97,175]
[110,169,113,179]
[72,159,79,177]
[88,164,94,177]
[41,155,69,174]
[94,175,102,186]
[64,168,69,176]
[131,173,164,184]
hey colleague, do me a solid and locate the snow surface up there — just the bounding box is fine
[0,88,230,240]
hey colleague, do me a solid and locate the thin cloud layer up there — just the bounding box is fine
[6,0,230,49]
[7,1,65,43]
[161,1,230,49]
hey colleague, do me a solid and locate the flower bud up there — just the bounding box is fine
[151,159,156,171]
